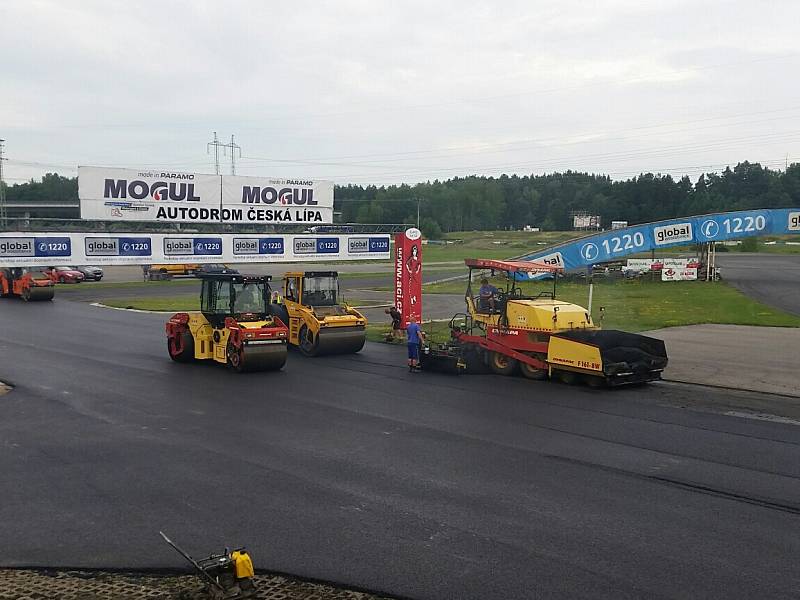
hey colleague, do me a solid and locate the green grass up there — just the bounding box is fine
[421,230,581,263]
[102,296,201,311]
[55,278,201,292]
[367,320,456,344]
[423,278,800,332]
[101,296,386,312]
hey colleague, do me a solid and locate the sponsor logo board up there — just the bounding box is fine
[661,267,698,281]
[653,222,693,246]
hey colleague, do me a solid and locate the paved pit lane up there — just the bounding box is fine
[716,253,800,316]
[1,299,800,600]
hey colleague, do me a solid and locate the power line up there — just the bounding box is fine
[207,132,242,175]
[0,139,7,228]
[207,131,223,175]
[239,105,800,165]
[226,135,241,175]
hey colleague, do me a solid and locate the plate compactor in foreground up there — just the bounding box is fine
[0,267,55,301]
[160,531,256,599]
[425,259,668,386]
[273,271,367,356]
[166,274,288,372]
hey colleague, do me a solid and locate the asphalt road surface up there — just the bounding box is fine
[716,253,800,315]
[2,300,800,599]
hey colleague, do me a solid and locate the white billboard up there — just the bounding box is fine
[0,232,390,267]
[573,215,601,229]
[78,167,222,222]
[222,175,333,224]
[626,257,699,273]
[78,167,334,225]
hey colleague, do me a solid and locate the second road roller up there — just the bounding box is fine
[273,271,367,356]
[165,274,288,372]
[0,267,55,301]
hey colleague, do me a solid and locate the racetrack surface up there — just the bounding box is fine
[2,300,800,599]
[716,253,800,316]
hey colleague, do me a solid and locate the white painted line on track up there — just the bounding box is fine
[723,411,800,426]
[90,302,174,314]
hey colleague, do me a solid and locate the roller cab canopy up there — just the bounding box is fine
[464,258,561,274]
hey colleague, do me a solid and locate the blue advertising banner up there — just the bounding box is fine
[518,208,800,276]
[0,233,391,266]
[34,237,72,257]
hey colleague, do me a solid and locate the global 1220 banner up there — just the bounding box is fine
[519,208,800,272]
[78,166,334,225]
[0,233,391,267]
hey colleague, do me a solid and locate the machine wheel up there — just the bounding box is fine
[167,331,195,362]
[585,375,607,388]
[556,369,580,385]
[298,325,319,357]
[227,342,245,372]
[489,351,517,376]
[519,360,547,380]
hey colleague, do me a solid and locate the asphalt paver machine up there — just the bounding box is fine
[433,258,668,385]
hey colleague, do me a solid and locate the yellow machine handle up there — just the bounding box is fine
[231,550,255,579]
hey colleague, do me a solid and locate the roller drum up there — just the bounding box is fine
[237,342,287,372]
[24,286,55,301]
[311,326,366,356]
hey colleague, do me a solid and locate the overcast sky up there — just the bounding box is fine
[2,0,799,186]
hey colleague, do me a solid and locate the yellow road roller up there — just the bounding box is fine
[273,271,367,356]
[165,274,288,372]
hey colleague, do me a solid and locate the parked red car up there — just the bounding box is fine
[47,266,85,284]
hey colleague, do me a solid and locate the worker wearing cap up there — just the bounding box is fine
[479,278,498,312]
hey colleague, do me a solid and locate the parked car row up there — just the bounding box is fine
[40,264,236,284]
[43,266,104,284]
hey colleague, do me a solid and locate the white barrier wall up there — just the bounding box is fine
[0,232,391,266]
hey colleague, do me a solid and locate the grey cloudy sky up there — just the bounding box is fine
[2,0,799,186]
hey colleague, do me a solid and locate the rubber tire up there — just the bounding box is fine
[520,360,547,380]
[556,370,580,385]
[586,375,607,388]
[227,342,244,372]
[168,331,195,363]
[298,325,319,357]
[489,351,518,376]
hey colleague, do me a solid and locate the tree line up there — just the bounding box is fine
[4,162,800,237]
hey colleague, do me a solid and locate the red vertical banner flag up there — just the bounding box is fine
[394,227,423,327]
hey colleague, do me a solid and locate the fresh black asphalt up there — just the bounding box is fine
[1,299,800,599]
[716,253,800,316]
